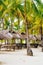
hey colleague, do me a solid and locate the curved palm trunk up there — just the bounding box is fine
[25,0,33,56]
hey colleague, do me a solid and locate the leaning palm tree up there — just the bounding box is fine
[13,0,33,56]
[18,0,43,54]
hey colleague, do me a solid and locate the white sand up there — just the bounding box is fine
[0,47,43,65]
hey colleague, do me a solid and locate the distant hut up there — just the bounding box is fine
[0,30,13,40]
[12,31,27,49]
[0,30,13,45]
[12,31,27,39]
[29,35,36,40]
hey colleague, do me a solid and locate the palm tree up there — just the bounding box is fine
[24,0,33,56]
[13,0,33,56]
[32,0,43,51]
[0,0,43,53]
[18,0,43,54]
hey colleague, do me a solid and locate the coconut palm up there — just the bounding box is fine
[17,0,43,54]
[0,0,43,54]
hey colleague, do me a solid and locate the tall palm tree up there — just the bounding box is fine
[18,0,43,54]
[13,0,33,56]
[0,0,43,53]
[24,0,33,56]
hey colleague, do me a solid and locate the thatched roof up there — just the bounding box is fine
[1,30,40,41]
[13,33,20,39]
[12,31,27,39]
[29,35,41,40]
[34,35,41,40]
[0,30,13,40]
[28,35,36,40]
[0,30,27,40]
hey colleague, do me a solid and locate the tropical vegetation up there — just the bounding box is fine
[0,0,43,55]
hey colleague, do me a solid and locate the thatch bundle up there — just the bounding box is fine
[0,30,13,40]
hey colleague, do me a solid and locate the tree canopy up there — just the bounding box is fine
[0,0,43,35]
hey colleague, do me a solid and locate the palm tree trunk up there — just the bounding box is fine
[25,0,33,56]
[10,18,14,32]
[1,18,4,30]
[26,22,33,56]
[18,15,20,31]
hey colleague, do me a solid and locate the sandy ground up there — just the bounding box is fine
[0,47,43,65]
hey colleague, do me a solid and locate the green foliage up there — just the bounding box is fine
[0,0,43,35]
